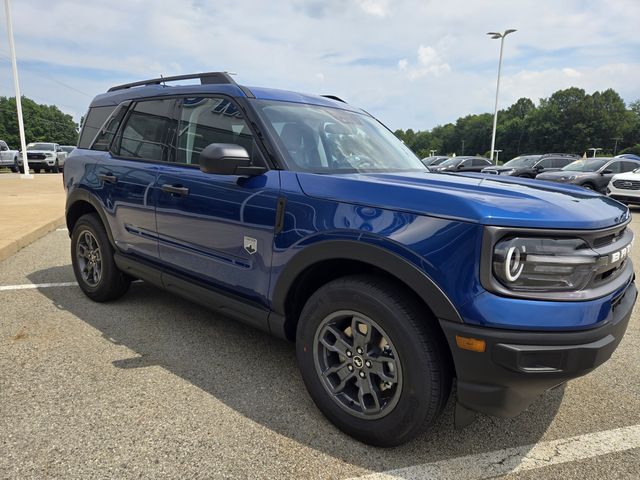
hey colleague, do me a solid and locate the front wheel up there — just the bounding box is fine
[71,213,130,302]
[11,157,19,173]
[296,275,451,446]
[52,160,60,173]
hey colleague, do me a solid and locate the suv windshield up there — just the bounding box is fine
[562,159,608,172]
[27,143,54,151]
[253,100,426,173]
[503,156,540,167]
[437,158,462,168]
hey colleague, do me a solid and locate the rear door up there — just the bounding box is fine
[471,158,491,172]
[154,96,280,310]
[94,98,179,261]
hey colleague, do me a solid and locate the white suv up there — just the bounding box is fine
[607,169,640,205]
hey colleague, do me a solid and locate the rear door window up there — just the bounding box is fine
[114,98,178,161]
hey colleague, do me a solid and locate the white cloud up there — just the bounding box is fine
[399,45,451,80]
[355,0,390,17]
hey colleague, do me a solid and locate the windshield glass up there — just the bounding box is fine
[503,156,540,167]
[27,143,54,151]
[253,100,426,173]
[562,159,608,172]
[437,158,462,167]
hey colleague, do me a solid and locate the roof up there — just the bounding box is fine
[91,72,363,113]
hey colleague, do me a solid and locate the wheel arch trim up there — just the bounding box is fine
[66,188,115,248]
[271,240,463,325]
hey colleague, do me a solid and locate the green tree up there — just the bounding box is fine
[0,96,78,148]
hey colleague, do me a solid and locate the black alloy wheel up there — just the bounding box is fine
[297,275,452,446]
[71,213,130,301]
[314,310,403,419]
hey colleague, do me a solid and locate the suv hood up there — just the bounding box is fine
[296,171,628,229]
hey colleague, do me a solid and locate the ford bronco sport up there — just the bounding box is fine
[64,72,636,446]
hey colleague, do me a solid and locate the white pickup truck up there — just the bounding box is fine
[0,140,20,172]
[17,142,68,173]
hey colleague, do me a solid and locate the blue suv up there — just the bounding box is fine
[65,72,636,446]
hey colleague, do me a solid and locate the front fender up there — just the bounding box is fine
[271,236,463,324]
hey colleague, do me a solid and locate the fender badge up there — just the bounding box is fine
[244,236,257,255]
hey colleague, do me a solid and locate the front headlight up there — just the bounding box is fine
[493,236,606,292]
[500,169,515,175]
[45,152,53,157]
[567,175,578,181]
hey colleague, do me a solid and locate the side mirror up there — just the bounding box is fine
[199,143,267,176]
[601,169,613,175]
[457,164,464,169]
[534,164,543,171]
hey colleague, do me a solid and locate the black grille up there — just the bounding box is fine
[27,152,46,160]
[593,226,627,248]
[613,179,640,190]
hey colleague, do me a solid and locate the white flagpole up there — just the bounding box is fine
[4,0,31,178]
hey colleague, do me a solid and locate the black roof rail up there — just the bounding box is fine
[322,95,347,103]
[540,152,581,158]
[107,71,255,98]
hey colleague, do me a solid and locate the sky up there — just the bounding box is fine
[0,0,639,131]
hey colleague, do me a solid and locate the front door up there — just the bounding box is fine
[154,96,279,307]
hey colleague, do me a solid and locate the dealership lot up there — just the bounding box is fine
[1,224,639,478]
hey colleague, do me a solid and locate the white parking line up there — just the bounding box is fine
[348,424,640,480]
[55,227,68,232]
[0,282,78,291]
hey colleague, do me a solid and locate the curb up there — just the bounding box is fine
[0,215,66,262]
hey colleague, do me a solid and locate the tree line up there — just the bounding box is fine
[394,87,640,162]
[0,96,79,148]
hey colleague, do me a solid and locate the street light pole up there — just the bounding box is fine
[3,0,31,178]
[588,147,602,158]
[494,149,502,163]
[488,29,516,165]
[612,137,622,156]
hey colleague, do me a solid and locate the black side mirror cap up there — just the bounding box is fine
[199,143,267,176]
[601,169,613,175]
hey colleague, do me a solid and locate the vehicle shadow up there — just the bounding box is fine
[29,265,564,472]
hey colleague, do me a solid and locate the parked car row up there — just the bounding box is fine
[1,140,77,173]
[17,143,75,173]
[422,153,640,203]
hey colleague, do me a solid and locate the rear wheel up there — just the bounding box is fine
[296,275,451,446]
[71,213,130,302]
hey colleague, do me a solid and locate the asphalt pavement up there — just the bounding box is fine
[1,219,639,479]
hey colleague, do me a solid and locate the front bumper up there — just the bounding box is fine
[440,280,636,417]
[607,185,640,205]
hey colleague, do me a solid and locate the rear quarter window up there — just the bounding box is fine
[77,105,117,149]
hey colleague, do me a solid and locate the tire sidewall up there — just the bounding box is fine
[296,279,442,446]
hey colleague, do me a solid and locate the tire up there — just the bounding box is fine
[71,213,130,302]
[582,182,596,191]
[296,275,452,446]
[34,168,41,173]
[11,157,18,173]
[52,160,59,173]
